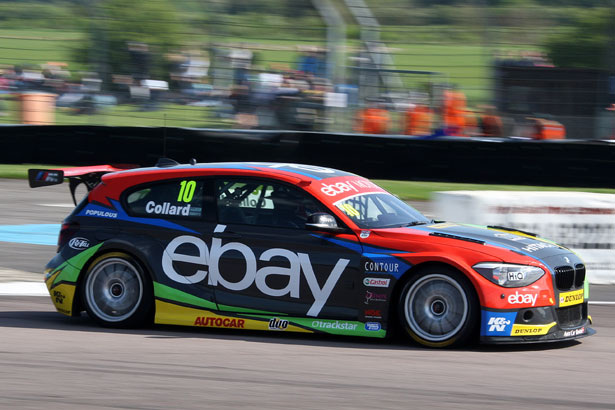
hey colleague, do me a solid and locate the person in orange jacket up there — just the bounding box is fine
[355,101,390,134]
[404,104,434,136]
[443,89,467,136]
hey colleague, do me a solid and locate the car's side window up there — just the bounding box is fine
[124,179,205,219]
[216,179,326,229]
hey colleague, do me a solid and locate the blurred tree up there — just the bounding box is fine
[73,0,184,83]
[281,0,313,18]
[545,11,611,70]
[0,1,84,29]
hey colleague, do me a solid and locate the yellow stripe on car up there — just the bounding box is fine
[154,300,311,332]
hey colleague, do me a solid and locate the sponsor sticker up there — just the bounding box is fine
[360,230,371,239]
[146,201,192,216]
[559,289,584,307]
[320,179,380,197]
[522,242,557,253]
[68,237,90,251]
[511,322,556,336]
[37,170,62,183]
[364,309,382,319]
[365,322,381,331]
[364,261,400,274]
[507,271,525,282]
[85,209,118,219]
[162,234,349,317]
[364,291,387,304]
[480,311,516,336]
[507,291,537,306]
[363,277,391,288]
[311,320,358,331]
[268,318,289,331]
[361,255,410,279]
[52,290,65,304]
[194,316,245,328]
[488,317,511,332]
[563,327,586,338]
[340,203,360,217]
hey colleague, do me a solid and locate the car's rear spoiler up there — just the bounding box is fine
[28,164,138,205]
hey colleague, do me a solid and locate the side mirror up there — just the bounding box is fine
[306,213,345,233]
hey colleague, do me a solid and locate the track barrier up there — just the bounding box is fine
[2,126,614,188]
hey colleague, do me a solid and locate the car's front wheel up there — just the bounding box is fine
[398,266,478,348]
[81,252,153,328]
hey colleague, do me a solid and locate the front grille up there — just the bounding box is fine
[574,264,586,288]
[555,266,574,289]
[555,304,586,329]
[554,264,585,290]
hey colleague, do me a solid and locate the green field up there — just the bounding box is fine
[3,164,609,201]
[0,25,512,127]
[392,43,492,103]
[0,29,84,69]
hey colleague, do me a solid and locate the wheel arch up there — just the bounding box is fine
[387,260,482,340]
[73,243,155,316]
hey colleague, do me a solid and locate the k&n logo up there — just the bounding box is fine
[487,317,511,332]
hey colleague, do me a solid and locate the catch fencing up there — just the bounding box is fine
[0,2,614,139]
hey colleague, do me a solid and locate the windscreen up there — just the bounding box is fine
[334,193,430,229]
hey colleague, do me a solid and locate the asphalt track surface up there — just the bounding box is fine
[1,179,614,410]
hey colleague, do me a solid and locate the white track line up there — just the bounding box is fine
[37,203,74,208]
[589,301,615,305]
[0,282,48,296]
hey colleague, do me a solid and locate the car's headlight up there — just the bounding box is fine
[473,263,545,287]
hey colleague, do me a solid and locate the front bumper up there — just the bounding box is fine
[480,302,593,344]
[481,323,594,344]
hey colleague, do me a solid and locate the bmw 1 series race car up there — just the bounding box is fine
[29,161,593,348]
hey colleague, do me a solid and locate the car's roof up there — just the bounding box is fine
[106,162,357,182]
[90,161,385,210]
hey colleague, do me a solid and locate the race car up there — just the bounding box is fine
[29,161,592,347]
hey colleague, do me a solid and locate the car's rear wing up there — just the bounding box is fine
[28,164,138,205]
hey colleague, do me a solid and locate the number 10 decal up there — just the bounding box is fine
[177,180,196,202]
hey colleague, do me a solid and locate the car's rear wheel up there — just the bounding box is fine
[82,252,153,328]
[398,266,478,348]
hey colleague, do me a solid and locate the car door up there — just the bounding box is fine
[211,177,362,320]
[122,177,218,307]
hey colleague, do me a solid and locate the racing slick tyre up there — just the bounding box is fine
[81,252,153,328]
[398,266,478,348]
